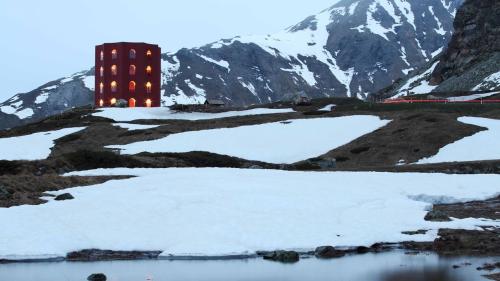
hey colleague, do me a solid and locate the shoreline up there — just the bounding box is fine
[1,235,498,264]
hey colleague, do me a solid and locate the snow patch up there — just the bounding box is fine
[417,117,500,164]
[198,54,230,72]
[393,61,439,98]
[112,123,160,131]
[93,107,295,122]
[472,71,500,91]
[0,127,86,161]
[109,116,390,164]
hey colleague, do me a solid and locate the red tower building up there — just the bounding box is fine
[95,42,161,107]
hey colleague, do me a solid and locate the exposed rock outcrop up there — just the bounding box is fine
[314,246,346,258]
[87,273,107,281]
[430,0,500,90]
[262,250,300,263]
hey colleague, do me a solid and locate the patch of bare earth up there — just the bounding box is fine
[0,174,129,208]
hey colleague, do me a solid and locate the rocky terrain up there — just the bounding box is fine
[0,0,462,130]
[380,0,500,98]
[430,0,500,92]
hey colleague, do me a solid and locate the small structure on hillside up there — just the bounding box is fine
[281,91,312,106]
[204,99,225,107]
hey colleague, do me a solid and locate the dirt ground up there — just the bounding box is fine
[0,174,129,208]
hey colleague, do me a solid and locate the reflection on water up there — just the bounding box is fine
[0,251,497,281]
[381,267,465,281]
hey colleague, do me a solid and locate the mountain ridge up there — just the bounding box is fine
[0,0,462,130]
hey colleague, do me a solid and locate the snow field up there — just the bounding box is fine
[0,168,498,259]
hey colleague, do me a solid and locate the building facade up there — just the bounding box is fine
[95,42,161,107]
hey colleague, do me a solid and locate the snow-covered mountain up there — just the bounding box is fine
[0,0,462,130]
[380,0,500,98]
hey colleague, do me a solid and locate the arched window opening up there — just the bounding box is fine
[146,82,152,93]
[129,65,136,76]
[99,83,104,94]
[129,49,136,59]
[111,65,118,76]
[145,99,152,108]
[128,98,136,108]
[99,99,104,107]
[111,81,118,92]
[111,49,118,59]
[129,81,136,93]
[100,51,104,61]
[146,50,152,57]
[99,67,104,77]
[146,66,152,75]
[110,98,117,105]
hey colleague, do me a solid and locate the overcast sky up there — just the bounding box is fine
[0,0,335,101]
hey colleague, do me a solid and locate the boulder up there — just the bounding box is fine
[54,193,74,201]
[314,246,345,259]
[424,210,451,222]
[356,246,371,254]
[262,250,299,263]
[87,273,106,281]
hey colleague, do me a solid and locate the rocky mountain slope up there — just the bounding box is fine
[380,0,500,98]
[0,0,462,130]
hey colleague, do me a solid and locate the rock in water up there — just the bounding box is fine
[314,246,346,259]
[87,273,106,281]
[263,250,300,263]
[54,193,74,201]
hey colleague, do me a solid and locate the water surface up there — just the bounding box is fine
[0,251,497,281]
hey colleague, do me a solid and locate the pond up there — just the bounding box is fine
[0,251,497,281]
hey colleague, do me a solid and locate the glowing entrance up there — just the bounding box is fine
[129,81,136,93]
[129,98,136,108]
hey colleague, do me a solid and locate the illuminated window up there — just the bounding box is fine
[129,65,136,75]
[128,98,136,108]
[99,82,104,94]
[99,67,104,77]
[129,49,136,59]
[111,49,118,59]
[146,50,152,57]
[145,99,152,108]
[99,99,104,107]
[111,65,117,76]
[100,51,104,61]
[110,98,117,105]
[146,82,152,93]
[111,81,117,92]
[129,81,136,92]
[146,66,152,75]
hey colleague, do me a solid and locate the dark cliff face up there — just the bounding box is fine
[430,0,500,88]
[376,0,499,98]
